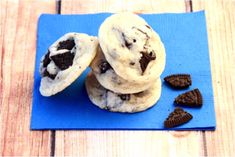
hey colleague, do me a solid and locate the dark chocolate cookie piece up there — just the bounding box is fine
[57,39,75,50]
[121,32,132,49]
[118,94,131,101]
[43,51,51,67]
[139,51,156,73]
[164,107,193,128]
[43,69,56,80]
[51,51,75,70]
[164,74,192,89]
[174,88,203,107]
[99,61,112,73]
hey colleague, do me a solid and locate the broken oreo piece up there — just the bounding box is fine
[121,33,132,49]
[164,74,192,89]
[174,88,203,108]
[43,69,56,80]
[51,51,75,70]
[164,107,193,128]
[43,51,51,67]
[118,94,130,101]
[57,39,75,50]
[99,61,112,73]
[139,51,156,73]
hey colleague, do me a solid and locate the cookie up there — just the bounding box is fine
[164,107,193,128]
[85,72,162,113]
[164,74,192,89]
[39,33,98,96]
[98,12,166,83]
[90,45,153,94]
[174,88,203,107]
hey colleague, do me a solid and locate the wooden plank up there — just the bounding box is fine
[61,0,185,14]
[0,0,56,156]
[192,0,235,156]
[56,1,205,156]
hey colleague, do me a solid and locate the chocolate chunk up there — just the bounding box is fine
[130,62,135,66]
[145,25,151,29]
[139,51,156,73]
[121,33,132,49]
[57,39,75,50]
[118,94,130,101]
[51,51,75,70]
[164,74,192,89]
[43,51,51,67]
[174,89,203,107]
[164,107,193,128]
[43,69,56,80]
[99,61,112,73]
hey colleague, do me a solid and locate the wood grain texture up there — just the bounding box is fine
[55,1,205,157]
[61,0,185,14]
[192,0,235,156]
[0,0,56,156]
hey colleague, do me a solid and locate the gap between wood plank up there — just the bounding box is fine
[56,0,61,14]
[49,1,61,156]
[50,131,56,157]
[202,131,208,156]
[185,0,193,12]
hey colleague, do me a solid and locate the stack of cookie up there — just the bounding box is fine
[86,13,166,113]
[39,13,166,113]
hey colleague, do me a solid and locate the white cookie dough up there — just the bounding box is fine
[90,45,153,94]
[85,72,162,113]
[99,12,166,83]
[39,33,98,96]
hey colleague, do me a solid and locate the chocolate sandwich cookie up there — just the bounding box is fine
[164,74,192,89]
[164,107,193,128]
[98,12,166,84]
[39,33,98,96]
[174,88,203,107]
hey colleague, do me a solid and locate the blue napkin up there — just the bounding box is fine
[31,11,216,130]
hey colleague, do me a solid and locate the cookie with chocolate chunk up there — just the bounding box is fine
[98,12,166,84]
[85,72,162,113]
[90,45,154,94]
[39,33,98,96]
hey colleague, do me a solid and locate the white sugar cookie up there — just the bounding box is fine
[85,72,162,113]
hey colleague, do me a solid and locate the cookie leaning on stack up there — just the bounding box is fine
[86,12,166,113]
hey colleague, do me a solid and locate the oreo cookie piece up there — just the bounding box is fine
[164,74,191,89]
[164,107,193,128]
[174,88,203,107]
[99,61,112,73]
[139,51,156,74]
[57,39,75,50]
[51,51,75,70]
[43,51,51,67]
